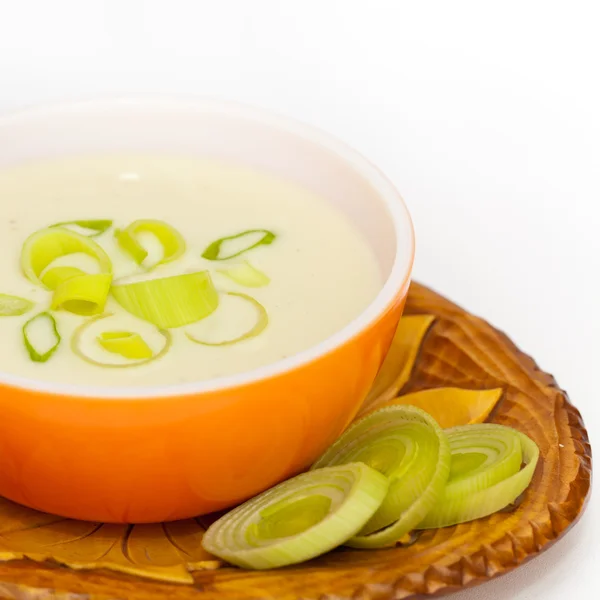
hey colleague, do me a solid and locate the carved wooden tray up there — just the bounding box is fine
[0,282,591,600]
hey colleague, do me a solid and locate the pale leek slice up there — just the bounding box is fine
[41,266,86,290]
[185,292,268,346]
[0,294,34,316]
[50,220,113,237]
[97,331,154,359]
[21,227,112,287]
[72,313,172,368]
[202,463,388,569]
[22,312,61,362]
[115,229,146,265]
[418,424,539,529]
[51,273,113,316]
[115,219,186,268]
[218,261,270,287]
[312,405,450,548]
[202,229,276,261]
[111,271,218,329]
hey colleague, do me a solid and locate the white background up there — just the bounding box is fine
[0,1,597,598]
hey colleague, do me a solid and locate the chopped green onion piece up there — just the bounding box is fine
[72,314,172,368]
[218,261,270,287]
[50,220,113,237]
[51,273,113,316]
[115,219,186,268]
[185,292,268,346]
[202,229,276,261]
[111,271,218,329]
[418,424,539,529]
[22,312,61,363]
[312,406,450,548]
[0,294,35,316]
[20,227,112,287]
[202,463,388,569]
[41,266,86,290]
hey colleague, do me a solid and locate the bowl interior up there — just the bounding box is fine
[0,98,414,397]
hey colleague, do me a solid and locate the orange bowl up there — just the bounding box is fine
[0,98,414,522]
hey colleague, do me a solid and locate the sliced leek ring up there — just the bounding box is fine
[50,219,113,237]
[418,424,539,529]
[185,292,268,346]
[40,266,86,290]
[71,313,172,368]
[111,271,219,329]
[115,219,186,269]
[202,229,276,261]
[312,405,450,548]
[0,293,35,316]
[218,261,270,287]
[202,463,388,569]
[21,227,112,287]
[97,331,154,359]
[22,312,61,363]
[51,273,113,316]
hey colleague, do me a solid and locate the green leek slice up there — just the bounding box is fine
[185,292,268,346]
[0,294,35,316]
[21,227,112,287]
[218,261,270,287]
[72,313,172,368]
[22,312,61,362]
[312,406,450,548]
[202,463,388,569]
[51,273,113,316]
[50,220,113,237]
[418,424,539,529]
[202,229,276,261]
[115,219,186,268]
[111,271,218,329]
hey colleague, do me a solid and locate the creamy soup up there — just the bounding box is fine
[0,155,382,388]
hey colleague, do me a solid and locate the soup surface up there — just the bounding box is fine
[0,155,382,388]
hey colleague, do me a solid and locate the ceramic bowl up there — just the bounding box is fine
[0,98,414,522]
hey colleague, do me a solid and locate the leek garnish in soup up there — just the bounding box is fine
[22,312,61,363]
[0,155,382,387]
[0,293,35,316]
[49,219,114,237]
[114,219,187,269]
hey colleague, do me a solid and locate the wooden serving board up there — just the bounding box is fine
[0,282,591,600]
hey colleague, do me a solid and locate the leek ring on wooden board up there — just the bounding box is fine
[202,463,388,569]
[418,424,540,529]
[312,405,450,548]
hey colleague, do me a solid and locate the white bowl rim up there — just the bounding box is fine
[0,95,415,400]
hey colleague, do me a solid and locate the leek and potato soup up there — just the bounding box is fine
[0,155,382,388]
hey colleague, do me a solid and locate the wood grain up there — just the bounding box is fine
[0,282,591,600]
